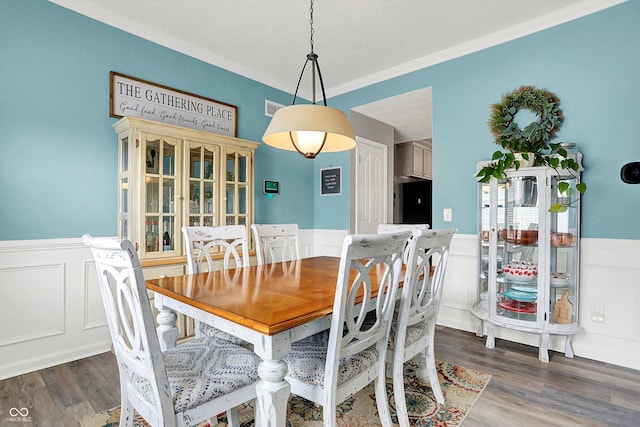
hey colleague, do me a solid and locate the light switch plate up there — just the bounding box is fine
[443,208,452,222]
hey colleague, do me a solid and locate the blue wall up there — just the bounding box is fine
[325,1,640,239]
[0,0,314,240]
[1,0,639,240]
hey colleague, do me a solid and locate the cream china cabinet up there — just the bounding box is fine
[114,116,258,336]
[115,116,258,263]
[471,162,583,362]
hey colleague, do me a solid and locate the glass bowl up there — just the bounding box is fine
[503,262,537,283]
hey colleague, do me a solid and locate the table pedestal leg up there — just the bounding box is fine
[156,308,178,351]
[255,358,290,427]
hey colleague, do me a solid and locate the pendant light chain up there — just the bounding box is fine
[292,0,326,107]
[309,0,315,54]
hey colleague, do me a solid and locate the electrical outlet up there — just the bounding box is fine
[443,208,452,222]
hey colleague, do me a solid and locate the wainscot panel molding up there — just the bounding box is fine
[308,229,349,258]
[0,263,66,346]
[0,238,112,380]
[1,233,638,379]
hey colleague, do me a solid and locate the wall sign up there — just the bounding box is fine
[321,167,342,196]
[109,71,237,137]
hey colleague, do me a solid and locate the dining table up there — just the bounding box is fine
[146,256,395,427]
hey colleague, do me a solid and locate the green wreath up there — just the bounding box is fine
[489,85,563,153]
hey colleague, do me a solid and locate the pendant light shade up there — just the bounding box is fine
[263,104,356,158]
[262,0,356,159]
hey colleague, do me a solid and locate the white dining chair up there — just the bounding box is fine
[182,225,251,343]
[250,223,300,265]
[386,228,456,427]
[82,234,259,427]
[377,223,430,265]
[284,231,411,427]
[183,225,250,274]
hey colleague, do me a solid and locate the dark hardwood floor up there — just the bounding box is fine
[1,327,639,426]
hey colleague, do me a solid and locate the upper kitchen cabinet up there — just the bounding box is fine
[395,140,432,179]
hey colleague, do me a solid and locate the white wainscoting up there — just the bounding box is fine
[1,232,638,379]
[437,235,640,371]
[0,238,112,380]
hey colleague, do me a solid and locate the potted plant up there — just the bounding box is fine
[475,85,586,212]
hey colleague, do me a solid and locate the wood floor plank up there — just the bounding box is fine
[67,355,121,414]
[39,361,86,407]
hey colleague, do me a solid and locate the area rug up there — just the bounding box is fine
[81,360,490,427]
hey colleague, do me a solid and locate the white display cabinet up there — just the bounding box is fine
[471,162,583,362]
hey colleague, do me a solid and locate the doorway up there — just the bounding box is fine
[350,87,433,228]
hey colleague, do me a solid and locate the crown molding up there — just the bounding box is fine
[49,0,626,99]
[328,0,627,97]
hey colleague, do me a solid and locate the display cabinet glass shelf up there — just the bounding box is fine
[471,162,583,362]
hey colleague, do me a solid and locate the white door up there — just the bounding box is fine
[355,137,387,233]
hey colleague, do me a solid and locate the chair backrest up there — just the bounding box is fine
[377,223,430,234]
[82,234,173,425]
[377,223,430,263]
[324,231,411,393]
[251,223,300,265]
[398,228,456,335]
[182,225,250,274]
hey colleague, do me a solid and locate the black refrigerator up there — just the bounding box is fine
[400,180,432,225]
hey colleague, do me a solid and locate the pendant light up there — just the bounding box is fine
[262,0,356,159]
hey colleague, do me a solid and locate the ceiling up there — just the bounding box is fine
[50,0,623,142]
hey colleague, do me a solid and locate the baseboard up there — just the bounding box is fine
[0,342,112,380]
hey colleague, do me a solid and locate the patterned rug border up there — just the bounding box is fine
[81,360,491,427]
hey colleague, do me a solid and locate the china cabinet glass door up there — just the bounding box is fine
[187,142,218,227]
[495,173,542,325]
[143,135,178,257]
[223,149,250,226]
[118,136,130,240]
[548,175,580,326]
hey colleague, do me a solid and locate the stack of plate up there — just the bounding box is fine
[500,286,537,315]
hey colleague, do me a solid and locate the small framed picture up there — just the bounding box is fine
[320,167,342,196]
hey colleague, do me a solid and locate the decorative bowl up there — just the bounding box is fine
[502,262,537,283]
[550,232,574,247]
[505,229,538,245]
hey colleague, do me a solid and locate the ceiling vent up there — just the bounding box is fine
[265,100,284,117]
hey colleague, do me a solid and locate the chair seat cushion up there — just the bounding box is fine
[388,321,429,348]
[199,323,250,346]
[285,331,378,387]
[130,337,260,413]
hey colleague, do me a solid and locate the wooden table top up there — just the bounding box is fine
[146,256,359,336]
